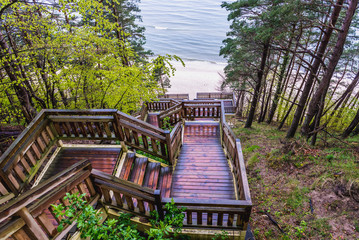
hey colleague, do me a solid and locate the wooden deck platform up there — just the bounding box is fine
[171,122,235,200]
[41,147,122,182]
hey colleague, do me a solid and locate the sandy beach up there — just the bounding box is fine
[166,60,226,99]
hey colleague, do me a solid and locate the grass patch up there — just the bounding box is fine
[135,150,169,165]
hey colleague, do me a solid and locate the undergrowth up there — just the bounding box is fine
[230,117,359,239]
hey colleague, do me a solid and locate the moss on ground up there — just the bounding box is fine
[230,117,359,239]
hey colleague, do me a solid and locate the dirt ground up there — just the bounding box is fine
[230,118,359,240]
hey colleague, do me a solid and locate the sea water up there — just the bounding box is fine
[138,0,233,98]
[138,0,232,63]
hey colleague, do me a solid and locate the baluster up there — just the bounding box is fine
[132,131,139,145]
[186,211,192,225]
[149,203,155,212]
[207,212,213,226]
[228,213,234,226]
[84,178,96,196]
[36,136,46,152]
[197,211,202,225]
[70,122,80,137]
[61,122,71,136]
[103,122,112,138]
[46,125,55,140]
[160,142,166,156]
[142,134,149,149]
[13,228,32,240]
[124,195,134,210]
[13,165,26,182]
[53,122,63,136]
[114,192,123,207]
[124,127,132,143]
[95,122,103,137]
[102,188,111,203]
[78,122,88,137]
[25,151,36,166]
[137,199,145,213]
[217,213,223,226]
[31,143,41,159]
[7,172,20,190]
[37,211,57,237]
[151,138,159,154]
[77,182,90,201]
[20,157,31,174]
[86,122,96,137]
[18,208,49,240]
[41,131,50,145]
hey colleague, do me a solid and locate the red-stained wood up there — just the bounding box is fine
[42,148,122,182]
[171,123,235,200]
[119,153,136,180]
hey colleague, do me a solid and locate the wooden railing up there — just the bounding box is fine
[169,122,183,163]
[158,101,222,128]
[0,160,97,239]
[158,93,189,100]
[197,92,236,113]
[147,100,172,111]
[0,109,58,196]
[220,104,251,201]
[0,160,165,239]
[155,100,251,231]
[0,109,183,199]
[197,92,234,100]
[92,169,164,219]
[162,198,251,230]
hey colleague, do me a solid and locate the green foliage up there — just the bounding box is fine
[53,193,186,239]
[52,193,143,239]
[212,230,230,240]
[135,150,169,165]
[161,117,174,131]
[0,0,183,122]
[149,198,186,239]
[243,144,261,153]
[294,220,307,239]
[286,187,309,211]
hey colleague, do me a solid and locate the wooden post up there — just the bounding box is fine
[17,208,49,240]
[154,189,164,220]
[165,130,172,165]
[157,114,162,129]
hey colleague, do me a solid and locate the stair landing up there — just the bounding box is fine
[171,122,235,200]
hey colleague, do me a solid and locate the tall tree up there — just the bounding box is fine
[286,0,344,138]
[301,0,358,139]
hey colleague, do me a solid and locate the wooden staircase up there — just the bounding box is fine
[119,152,172,198]
[171,122,235,200]
[41,147,123,182]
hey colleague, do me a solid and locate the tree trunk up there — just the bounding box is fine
[343,107,359,138]
[302,0,358,136]
[245,41,270,128]
[286,0,344,138]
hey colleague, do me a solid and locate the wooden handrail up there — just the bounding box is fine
[0,160,92,222]
[162,197,252,230]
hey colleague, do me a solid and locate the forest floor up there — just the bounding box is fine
[229,117,359,240]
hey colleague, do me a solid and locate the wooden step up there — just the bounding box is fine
[159,167,172,198]
[143,162,161,189]
[119,153,136,180]
[42,148,122,181]
[129,158,148,186]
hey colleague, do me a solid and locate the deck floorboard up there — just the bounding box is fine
[41,147,122,182]
[171,122,235,200]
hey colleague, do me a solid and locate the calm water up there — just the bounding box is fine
[138,0,232,63]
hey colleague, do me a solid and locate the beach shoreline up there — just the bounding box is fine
[166,60,227,99]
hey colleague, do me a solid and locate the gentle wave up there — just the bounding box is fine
[138,0,230,62]
[154,26,168,30]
